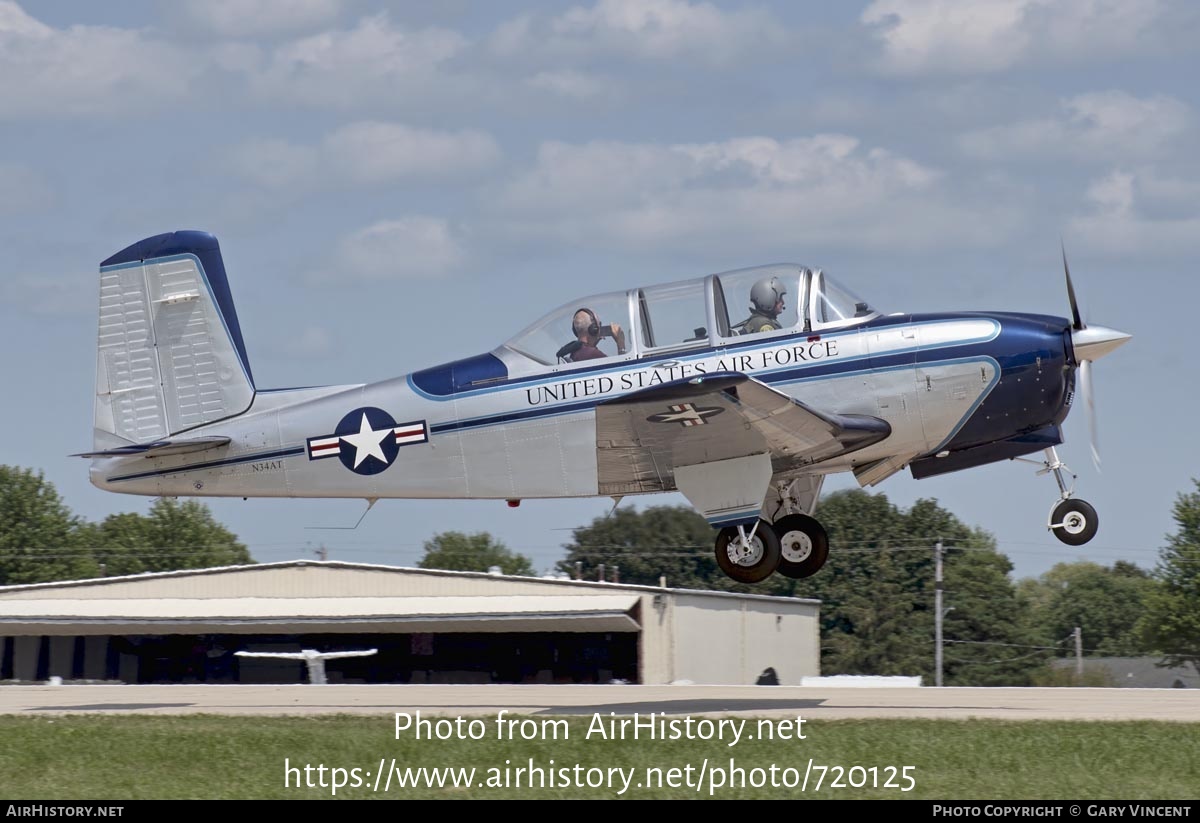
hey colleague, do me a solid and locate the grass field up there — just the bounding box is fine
[2,714,1198,799]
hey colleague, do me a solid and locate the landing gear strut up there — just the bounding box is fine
[1025,446,1099,546]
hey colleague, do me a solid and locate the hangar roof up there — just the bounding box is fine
[0,560,819,606]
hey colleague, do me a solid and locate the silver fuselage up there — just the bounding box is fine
[90,312,1073,500]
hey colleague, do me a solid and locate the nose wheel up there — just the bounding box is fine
[714,520,780,584]
[1049,498,1098,546]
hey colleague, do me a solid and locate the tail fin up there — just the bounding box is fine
[92,231,255,452]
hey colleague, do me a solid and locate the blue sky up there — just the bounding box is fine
[1,0,1194,582]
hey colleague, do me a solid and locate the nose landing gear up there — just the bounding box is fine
[1023,446,1099,546]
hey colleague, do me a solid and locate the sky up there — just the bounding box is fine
[1,0,1195,584]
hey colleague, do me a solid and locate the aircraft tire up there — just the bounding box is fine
[714,521,781,584]
[1050,498,1098,546]
[772,514,830,579]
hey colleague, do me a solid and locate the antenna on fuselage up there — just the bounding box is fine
[305,497,379,530]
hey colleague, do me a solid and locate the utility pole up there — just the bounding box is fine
[1074,626,1083,678]
[935,539,944,688]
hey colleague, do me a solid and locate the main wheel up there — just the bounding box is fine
[714,521,781,584]
[1050,498,1099,546]
[772,514,830,579]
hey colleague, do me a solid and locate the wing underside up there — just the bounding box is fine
[595,371,890,496]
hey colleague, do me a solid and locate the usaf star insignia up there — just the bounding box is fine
[307,407,428,475]
[646,403,724,427]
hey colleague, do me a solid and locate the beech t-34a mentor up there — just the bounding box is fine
[80,231,1131,584]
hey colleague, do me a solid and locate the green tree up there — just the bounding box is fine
[779,490,1042,685]
[560,491,1042,685]
[770,491,931,675]
[940,549,1043,686]
[1139,480,1200,674]
[1019,561,1158,657]
[554,506,724,590]
[558,505,730,589]
[86,498,252,575]
[0,466,98,584]
[418,531,534,575]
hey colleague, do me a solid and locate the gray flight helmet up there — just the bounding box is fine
[750,275,786,315]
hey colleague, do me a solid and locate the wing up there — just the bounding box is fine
[320,649,379,659]
[234,651,306,660]
[595,372,888,526]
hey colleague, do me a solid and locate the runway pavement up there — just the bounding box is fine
[1,684,1197,721]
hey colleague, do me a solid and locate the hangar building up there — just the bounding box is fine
[0,561,820,686]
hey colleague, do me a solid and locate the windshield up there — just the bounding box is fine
[812,270,878,327]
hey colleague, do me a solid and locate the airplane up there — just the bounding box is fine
[78,230,1131,584]
[234,648,377,685]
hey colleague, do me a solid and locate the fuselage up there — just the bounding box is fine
[90,311,1074,500]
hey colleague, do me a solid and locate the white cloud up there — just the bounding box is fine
[246,13,468,106]
[1068,169,1200,254]
[332,217,466,281]
[181,0,344,37]
[862,0,1164,74]
[960,91,1193,161]
[526,69,616,99]
[229,139,319,189]
[0,164,53,215]
[229,122,500,189]
[490,0,784,64]
[324,122,500,184]
[0,1,197,117]
[491,135,1015,253]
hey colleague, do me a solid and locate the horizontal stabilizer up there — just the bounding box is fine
[73,435,231,459]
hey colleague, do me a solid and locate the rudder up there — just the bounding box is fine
[93,231,255,451]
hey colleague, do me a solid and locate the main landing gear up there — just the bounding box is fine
[1022,446,1099,546]
[713,513,831,584]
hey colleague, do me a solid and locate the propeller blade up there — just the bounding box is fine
[1078,358,1100,472]
[1061,240,1084,331]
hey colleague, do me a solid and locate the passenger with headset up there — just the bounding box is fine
[561,307,626,362]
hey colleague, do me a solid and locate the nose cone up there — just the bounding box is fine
[1071,325,1132,362]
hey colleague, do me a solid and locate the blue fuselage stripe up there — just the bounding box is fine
[432,342,991,434]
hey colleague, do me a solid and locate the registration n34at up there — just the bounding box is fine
[80,231,1131,584]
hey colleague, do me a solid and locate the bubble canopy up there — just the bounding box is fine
[500,265,879,369]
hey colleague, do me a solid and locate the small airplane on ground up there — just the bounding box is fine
[234,648,377,685]
[79,231,1131,584]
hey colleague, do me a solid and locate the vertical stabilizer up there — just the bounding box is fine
[93,231,255,450]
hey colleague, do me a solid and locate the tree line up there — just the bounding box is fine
[0,465,250,585]
[421,488,1200,685]
[5,461,1199,685]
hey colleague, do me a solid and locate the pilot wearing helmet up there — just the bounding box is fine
[738,275,787,335]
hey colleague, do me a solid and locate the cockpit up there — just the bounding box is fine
[499,265,879,373]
